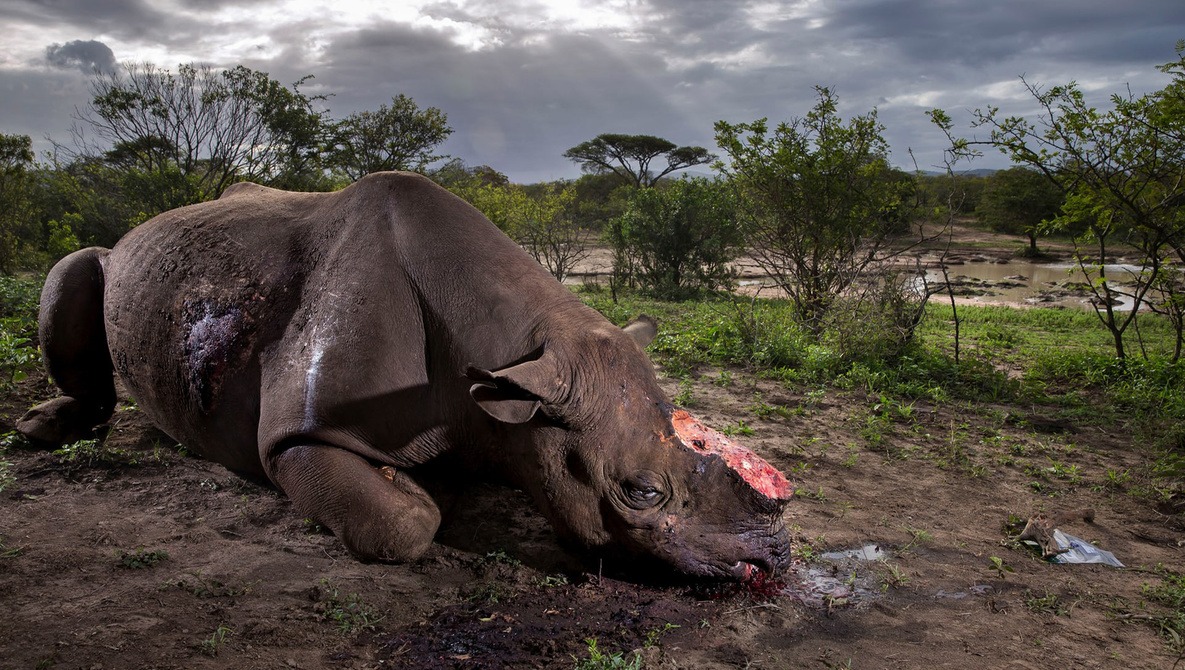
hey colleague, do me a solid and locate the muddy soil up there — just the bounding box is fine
[1,225,1182,669]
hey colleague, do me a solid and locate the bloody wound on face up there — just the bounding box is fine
[668,408,793,502]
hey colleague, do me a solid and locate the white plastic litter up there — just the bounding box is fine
[1049,529,1124,567]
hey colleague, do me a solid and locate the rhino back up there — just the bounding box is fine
[103,185,326,475]
[100,172,596,479]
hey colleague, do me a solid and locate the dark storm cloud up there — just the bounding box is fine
[3,0,1184,180]
[45,39,117,74]
[820,0,1185,68]
[10,0,170,39]
[306,18,698,182]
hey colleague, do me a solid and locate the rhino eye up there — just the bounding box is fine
[622,474,665,509]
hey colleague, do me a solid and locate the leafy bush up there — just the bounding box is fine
[609,178,742,299]
[0,275,41,390]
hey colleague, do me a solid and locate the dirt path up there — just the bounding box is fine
[1,356,1181,668]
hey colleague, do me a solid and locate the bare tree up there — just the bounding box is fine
[72,62,327,206]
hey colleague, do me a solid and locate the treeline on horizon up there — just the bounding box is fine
[1,41,1184,365]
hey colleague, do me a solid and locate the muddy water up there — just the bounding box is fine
[566,249,1149,311]
[929,259,1146,311]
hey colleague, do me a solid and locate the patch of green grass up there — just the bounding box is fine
[0,329,37,390]
[878,562,911,591]
[316,579,383,634]
[53,438,137,468]
[580,289,1185,504]
[0,457,13,494]
[162,571,254,598]
[719,419,754,437]
[535,574,570,588]
[0,275,42,391]
[1141,566,1185,654]
[643,623,679,648]
[572,638,643,670]
[672,377,694,407]
[0,535,24,558]
[481,549,522,568]
[199,624,233,657]
[117,547,169,569]
[901,526,933,551]
[466,580,513,604]
[1025,589,1070,616]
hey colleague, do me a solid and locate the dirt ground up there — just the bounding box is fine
[1,226,1182,669]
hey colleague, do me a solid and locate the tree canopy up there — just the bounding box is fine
[562,133,713,188]
[328,94,452,180]
[976,166,1063,255]
[75,62,329,205]
[609,177,742,298]
[716,87,915,333]
[932,41,1185,359]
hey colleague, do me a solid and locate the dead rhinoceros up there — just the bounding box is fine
[18,171,792,580]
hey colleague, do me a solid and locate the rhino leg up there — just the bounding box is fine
[271,444,441,562]
[17,247,116,445]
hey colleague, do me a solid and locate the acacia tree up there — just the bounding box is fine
[328,94,451,179]
[976,166,1063,256]
[74,62,329,208]
[931,42,1185,360]
[563,133,714,188]
[715,87,917,335]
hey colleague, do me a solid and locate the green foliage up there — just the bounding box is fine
[200,625,234,657]
[988,555,1015,578]
[0,330,37,390]
[328,93,452,179]
[715,86,919,334]
[572,638,644,670]
[933,43,1185,360]
[117,547,169,569]
[1141,566,1185,654]
[45,214,81,260]
[564,133,713,189]
[609,178,742,298]
[0,133,39,272]
[976,166,1063,254]
[53,438,136,468]
[452,180,587,281]
[0,276,39,389]
[0,432,16,494]
[1024,589,1070,616]
[917,173,987,214]
[316,580,383,634]
[82,62,330,205]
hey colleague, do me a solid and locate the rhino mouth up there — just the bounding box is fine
[688,535,791,581]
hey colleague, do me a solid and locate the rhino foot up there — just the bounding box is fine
[270,444,441,562]
[16,396,108,446]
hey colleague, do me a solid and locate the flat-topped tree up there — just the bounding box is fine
[563,133,714,188]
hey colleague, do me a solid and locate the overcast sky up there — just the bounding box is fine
[3,0,1184,183]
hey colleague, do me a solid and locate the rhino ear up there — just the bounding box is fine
[622,314,657,348]
[466,350,568,425]
[468,382,542,424]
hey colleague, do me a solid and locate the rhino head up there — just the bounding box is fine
[467,317,792,580]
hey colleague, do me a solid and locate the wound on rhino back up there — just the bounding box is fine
[182,301,251,411]
[668,408,793,502]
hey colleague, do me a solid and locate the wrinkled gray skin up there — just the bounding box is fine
[18,172,790,579]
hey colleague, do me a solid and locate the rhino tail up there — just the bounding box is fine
[16,247,117,445]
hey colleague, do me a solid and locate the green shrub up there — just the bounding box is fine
[609,178,742,299]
